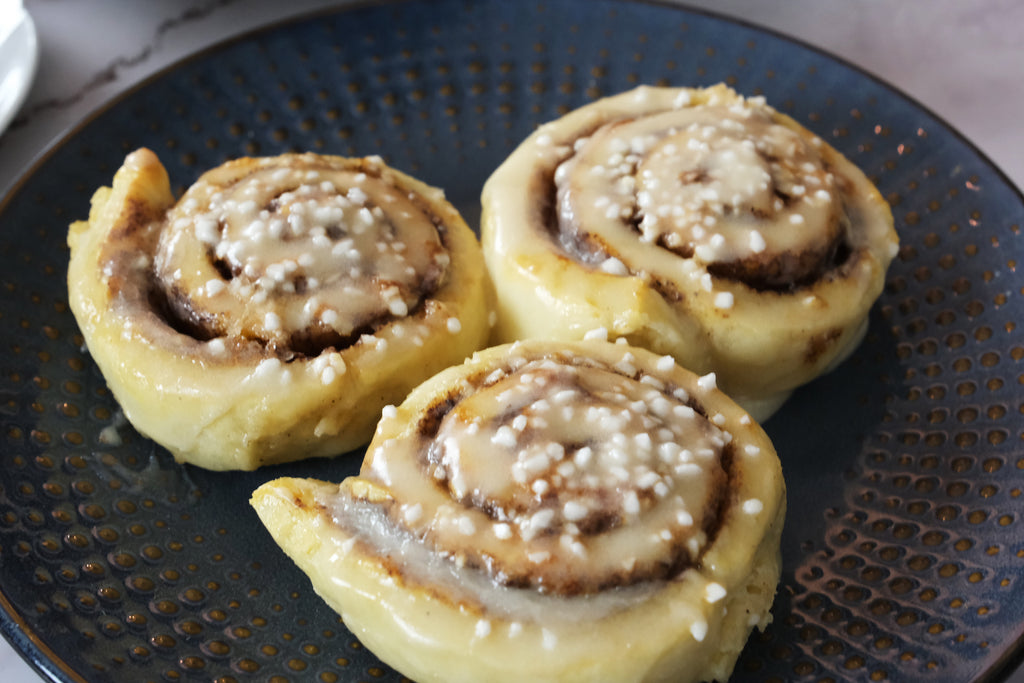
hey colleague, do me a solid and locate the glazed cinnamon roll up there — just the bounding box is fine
[67,149,492,470]
[482,84,898,419]
[251,339,785,683]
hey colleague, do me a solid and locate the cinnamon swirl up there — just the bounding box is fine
[481,84,897,419]
[67,149,492,470]
[251,339,785,683]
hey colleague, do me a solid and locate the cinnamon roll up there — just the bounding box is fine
[481,84,898,419]
[67,149,492,470]
[251,339,785,683]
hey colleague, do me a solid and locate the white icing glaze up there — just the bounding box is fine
[354,345,732,596]
[152,155,448,349]
[555,98,842,280]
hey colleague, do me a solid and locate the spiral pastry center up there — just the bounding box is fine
[433,360,725,536]
[370,350,732,595]
[555,101,847,289]
[153,156,449,354]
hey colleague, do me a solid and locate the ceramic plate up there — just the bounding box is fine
[0,4,38,137]
[2,1,1024,681]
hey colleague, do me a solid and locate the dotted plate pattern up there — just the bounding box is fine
[1,1,1024,682]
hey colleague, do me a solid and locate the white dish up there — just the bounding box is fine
[0,3,38,137]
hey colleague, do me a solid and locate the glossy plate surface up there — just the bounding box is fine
[2,1,1024,681]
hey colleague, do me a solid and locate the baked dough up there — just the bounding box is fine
[252,339,785,683]
[67,149,492,470]
[481,84,898,419]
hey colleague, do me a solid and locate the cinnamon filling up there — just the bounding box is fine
[543,100,858,292]
[107,155,454,359]
[372,349,736,596]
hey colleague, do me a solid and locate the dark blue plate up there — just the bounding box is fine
[2,1,1023,681]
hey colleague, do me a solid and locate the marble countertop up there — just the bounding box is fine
[0,0,1021,681]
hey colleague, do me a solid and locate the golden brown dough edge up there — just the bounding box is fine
[67,149,494,469]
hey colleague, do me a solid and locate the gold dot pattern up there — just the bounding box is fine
[0,1,1023,682]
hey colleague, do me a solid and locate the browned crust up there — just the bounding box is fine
[805,326,844,365]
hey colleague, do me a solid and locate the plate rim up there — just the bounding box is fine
[1,1,1023,681]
